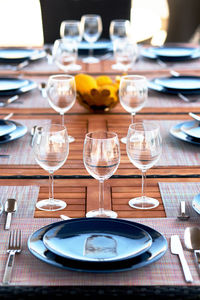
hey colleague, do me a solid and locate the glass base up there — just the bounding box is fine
[68,135,75,143]
[36,199,67,211]
[120,136,127,144]
[82,56,100,64]
[129,196,159,210]
[111,63,123,70]
[67,64,82,71]
[86,209,118,218]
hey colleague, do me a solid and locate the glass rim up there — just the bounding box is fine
[48,74,74,81]
[61,20,80,24]
[110,19,130,24]
[35,123,67,134]
[120,75,147,82]
[128,122,160,132]
[85,131,118,140]
[81,14,102,19]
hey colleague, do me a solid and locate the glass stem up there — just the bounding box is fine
[49,172,54,205]
[141,170,146,203]
[99,180,104,214]
[89,45,93,57]
[60,113,65,126]
[131,112,136,124]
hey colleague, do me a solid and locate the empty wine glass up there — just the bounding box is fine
[33,124,69,211]
[60,20,82,43]
[83,131,120,218]
[109,19,131,42]
[81,14,102,64]
[126,122,162,209]
[46,74,76,143]
[52,38,81,72]
[119,75,148,144]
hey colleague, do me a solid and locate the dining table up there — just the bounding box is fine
[0,42,200,299]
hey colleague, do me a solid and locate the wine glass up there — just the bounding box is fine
[83,131,120,218]
[109,19,131,42]
[119,75,148,144]
[46,74,76,143]
[81,14,102,64]
[126,122,162,209]
[33,124,69,211]
[60,20,82,43]
[52,38,81,72]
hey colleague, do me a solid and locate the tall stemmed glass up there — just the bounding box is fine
[83,131,120,218]
[60,20,82,43]
[81,14,102,64]
[119,75,148,144]
[33,124,69,211]
[109,19,131,42]
[46,74,76,143]
[126,122,162,209]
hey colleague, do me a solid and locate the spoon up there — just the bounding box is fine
[184,226,200,274]
[4,198,17,230]
[30,125,37,147]
[177,201,190,221]
[189,112,200,123]
[38,82,47,98]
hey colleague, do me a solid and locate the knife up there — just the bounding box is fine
[170,235,193,282]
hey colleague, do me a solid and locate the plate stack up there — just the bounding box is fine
[0,119,27,144]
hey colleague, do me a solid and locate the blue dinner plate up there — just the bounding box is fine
[192,194,200,215]
[155,76,200,92]
[78,40,112,55]
[43,218,152,262]
[181,120,200,139]
[0,77,37,96]
[148,78,200,95]
[27,218,168,273]
[170,121,200,146]
[0,120,27,144]
[0,48,46,64]
[0,120,16,137]
[141,46,200,62]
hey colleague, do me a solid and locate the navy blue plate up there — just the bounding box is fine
[0,77,37,96]
[170,121,200,146]
[43,218,152,262]
[142,46,200,62]
[181,120,200,139]
[192,194,200,215]
[0,48,46,64]
[0,120,16,137]
[0,120,27,144]
[78,40,112,55]
[155,76,200,92]
[148,78,200,95]
[27,218,167,273]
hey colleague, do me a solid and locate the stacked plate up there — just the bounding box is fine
[0,119,27,144]
[0,48,46,64]
[141,46,200,62]
[170,119,200,146]
[28,218,167,273]
[0,77,37,98]
[78,40,112,55]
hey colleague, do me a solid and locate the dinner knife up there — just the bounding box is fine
[170,235,193,282]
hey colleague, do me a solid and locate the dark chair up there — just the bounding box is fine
[39,0,132,44]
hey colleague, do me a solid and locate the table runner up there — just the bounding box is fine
[159,182,200,218]
[0,119,51,165]
[0,217,199,286]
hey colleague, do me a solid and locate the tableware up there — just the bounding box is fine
[109,19,131,42]
[0,77,37,96]
[155,76,200,92]
[0,120,27,144]
[170,122,200,146]
[192,193,200,215]
[32,124,69,211]
[0,120,16,136]
[81,14,103,64]
[0,95,19,107]
[0,48,46,64]
[181,120,200,139]
[170,235,193,283]
[184,226,200,275]
[141,46,200,62]
[126,122,162,209]
[4,198,17,230]
[30,125,37,147]
[3,113,13,120]
[43,218,152,262]
[28,218,168,273]
[189,112,200,122]
[83,131,120,218]
[60,20,82,43]
[3,229,22,284]
[46,74,76,143]
[119,75,148,144]
[78,40,112,55]
[177,201,190,221]
[38,82,47,98]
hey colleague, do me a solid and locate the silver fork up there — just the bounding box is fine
[3,229,22,285]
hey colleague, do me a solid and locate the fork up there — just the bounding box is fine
[2,229,22,285]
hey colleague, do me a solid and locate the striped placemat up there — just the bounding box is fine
[159,182,200,218]
[0,119,51,165]
[0,217,200,286]
[0,185,39,219]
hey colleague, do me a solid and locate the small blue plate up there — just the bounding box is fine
[78,40,112,55]
[192,194,200,215]
[142,46,200,62]
[0,120,16,137]
[43,218,152,262]
[0,77,37,96]
[28,218,168,273]
[0,48,46,64]
[170,121,200,146]
[181,120,200,139]
[0,120,27,144]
